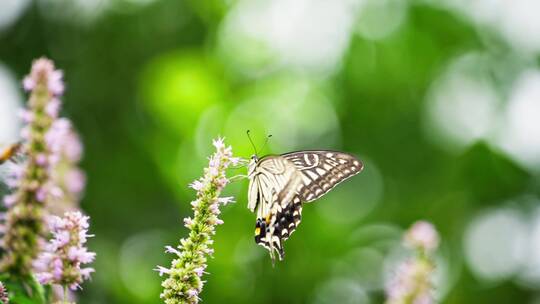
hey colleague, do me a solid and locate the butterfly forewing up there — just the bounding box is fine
[282,151,363,202]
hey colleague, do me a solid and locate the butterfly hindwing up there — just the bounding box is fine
[248,156,304,261]
[282,150,363,202]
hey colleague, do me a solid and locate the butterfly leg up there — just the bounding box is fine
[229,174,248,182]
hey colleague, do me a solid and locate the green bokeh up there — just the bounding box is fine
[0,1,539,303]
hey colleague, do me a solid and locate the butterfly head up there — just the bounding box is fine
[247,154,258,177]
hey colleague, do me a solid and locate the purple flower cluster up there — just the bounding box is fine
[385,221,439,304]
[34,211,95,290]
[156,138,239,304]
[1,57,93,302]
[44,118,86,214]
[22,58,64,96]
[0,281,8,303]
[1,57,66,275]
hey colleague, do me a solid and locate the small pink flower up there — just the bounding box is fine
[23,77,36,91]
[218,197,234,205]
[184,217,193,228]
[65,169,86,195]
[189,180,204,191]
[212,138,225,149]
[18,109,35,123]
[165,246,181,256]
[3,194,17,208]
[155,266,171,277]
[36,153,48,166]
[404,221,439,253]
[35,187,47,202]
[45,98,61,118]
[47,70,64,96]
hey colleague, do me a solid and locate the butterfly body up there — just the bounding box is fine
[247,150,363,261]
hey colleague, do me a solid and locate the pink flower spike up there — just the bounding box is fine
[158,138,237,303]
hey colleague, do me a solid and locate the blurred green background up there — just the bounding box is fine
[1,0,540,303]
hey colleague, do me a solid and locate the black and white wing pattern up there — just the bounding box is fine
[247,156,304,261]
[247,150,363,262]
[282,150,363,202]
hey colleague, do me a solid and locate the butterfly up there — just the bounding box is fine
[0,142,22,165]
[246,136,363,262]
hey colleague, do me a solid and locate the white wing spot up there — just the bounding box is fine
[344,169,351,175]
[339,159,347,164]
[315,168,326,176]
[323,164,333,171]
[306,170,319,180]
[353,161,360,166]
[315,188,323,195]
[351,166,356,171]
[326,153,333,157]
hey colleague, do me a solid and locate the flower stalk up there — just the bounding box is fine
[156,138,239,304]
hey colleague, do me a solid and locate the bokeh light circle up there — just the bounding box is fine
[424,52,500,152]
[119,230,167,301]
[355,0,408,41]
[0,64,22,144]
[496,69,540,169]
[0,0,30,31]
[224,77,341,152]
[219,0,360,75]
[313,277,370,304]
[464,208,527,281]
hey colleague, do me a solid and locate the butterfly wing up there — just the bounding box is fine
[248,151,363,262]
[282,150,363,202]
[248,156,304,261]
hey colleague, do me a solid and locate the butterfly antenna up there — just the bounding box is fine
[246,130,258,156]
[260,134,272,153]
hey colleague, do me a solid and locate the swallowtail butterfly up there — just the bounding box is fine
[247,147,363,262]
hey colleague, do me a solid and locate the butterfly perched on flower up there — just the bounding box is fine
[245,132,363,262]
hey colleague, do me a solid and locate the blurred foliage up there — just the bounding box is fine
[1,0,539,303]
